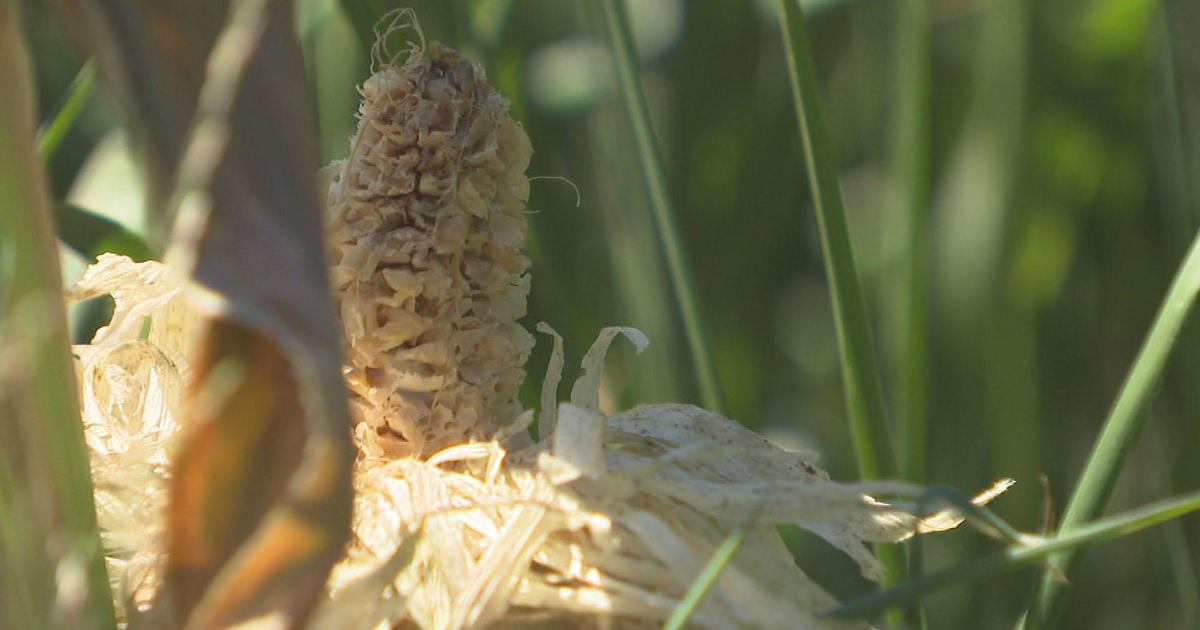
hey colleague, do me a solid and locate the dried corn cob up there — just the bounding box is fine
[326,38,535,459]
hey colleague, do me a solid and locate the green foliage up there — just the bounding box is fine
[662,517,753,630]
[776,0,906,624]
[0,2,115,627]
[601,0,726,414]
[832,488,1200,620]
[9,0,1200,628]
[54,203,152,261]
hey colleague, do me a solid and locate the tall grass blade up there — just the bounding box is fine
[600,0,725,413]
[0,2,116,627]
[1024,226,1200,628]
[661,519,753,630]
[1161,515,1200,627]
[37,61,96,163]
[1155,4,1197,240]
[830,489,1200,620]
[297,0,363,163]
[1148,431,1200,627]
[775,0,896,482]
[776,0,904,621]
[54,202,153,262]
[890,2,932,622]
[891,0,931,486]
[1151,10,1200,623]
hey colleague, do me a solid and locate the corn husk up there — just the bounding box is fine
[68,253,199,619]
[321,324,1011,630]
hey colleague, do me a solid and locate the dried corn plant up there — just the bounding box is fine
[69,16,1011,629]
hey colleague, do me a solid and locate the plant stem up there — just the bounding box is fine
[776,0,896,484]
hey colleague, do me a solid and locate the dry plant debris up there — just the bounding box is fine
[70,26,1010,630]
[69,254,196,619]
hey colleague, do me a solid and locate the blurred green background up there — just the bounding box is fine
[18,0,1200,627]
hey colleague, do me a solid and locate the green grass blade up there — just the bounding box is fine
[586,108,687,405]
[775,0,896,481]
[1149,16,1200,625]
[892,0,931,486]
[1149,431,1200,627]
[0,2,116,627]
[297,0,363,164]
[776,0,904,621]
[890,2,931,623]
[1023,225,1200,628]
[0,454,42,627]
[1161,514,1200,627]
[600,0,725,414]
[37,61,96,162]
[830,489,1200,620]
[661,520,752,630]
[55,202,153,261]
[801,0,877,14]
[1155,3,1197,239]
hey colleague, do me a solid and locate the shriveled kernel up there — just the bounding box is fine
[327,41,535,459]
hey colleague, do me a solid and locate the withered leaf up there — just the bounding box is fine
[63,0,361,627]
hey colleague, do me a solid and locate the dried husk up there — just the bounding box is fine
[68,254,199,620]
[322,325,1010,630]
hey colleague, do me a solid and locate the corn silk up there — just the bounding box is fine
[69,36,1009,630]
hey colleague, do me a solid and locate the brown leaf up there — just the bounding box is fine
[166,320,348,629]
[165,322,304,610]
[158,0,355,626]
[62,0,356,626]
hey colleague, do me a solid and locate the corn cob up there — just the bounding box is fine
[326,40,535,459]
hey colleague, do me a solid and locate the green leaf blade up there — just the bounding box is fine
[1024,225,1200,629]
[600,0,726,415]
[0,2,117,627]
